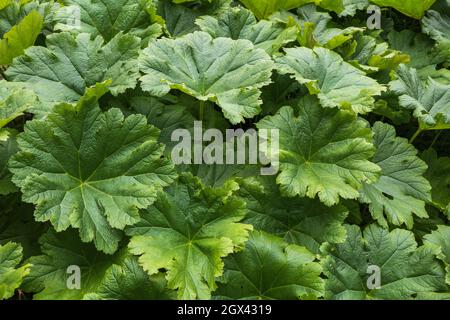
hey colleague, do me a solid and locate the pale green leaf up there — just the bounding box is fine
[23,229,121,299]
[390,64,450,130]
[0,0,53,37]
[236,176,348,254]
[0,10,43,65]
[318,0,369,17]
[360,122,431,229]
[271,5,363,50]
[0,80,38,128]
[256,96,380,206]
[84,257,176,300]
[424,226,450,285]
[322,224,449,299]
[196,7,298,54]
[0,242,30,299]
[370,0,437,19]
[5,32,141,108]
[276,47,386,114]
[344,33,409,73]
[139,31,274,124]
[54,0,162,44]
[423,9,450,47]
[9,89,177,254]
[215,231,324,300]
[127,173,253,300]
[239,0,316,19]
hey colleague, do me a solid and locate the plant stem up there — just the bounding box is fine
[429,131,442,150]
[199,100,205,121]
[410,128,422,144]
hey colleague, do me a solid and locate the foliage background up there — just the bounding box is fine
[0,0,450,300]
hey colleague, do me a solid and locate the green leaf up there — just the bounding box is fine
[139,31,274,124]
[299,5,363,49]
[0,80,39,129]
[183,162,260,189]
[318,0,369,17]
[0,129,18,195]
[0,242,30,299]
[423,9,450,47]
[196,7,298,54]
[413,205,447,239]
[0,0,448,303]
[276,47,386,114]
[0,0,51,37]
[390,64,450,130]
[0,194,47,259]
[256,97,380,206]
[54,0,162,44]
[372,95,411,126]
[419,67,450,86]
[23,229,121,300]
[214,231,324,300]
[343,33,410,73]
[9,89,177,254]
[424,226,450,285]
[156,0,231,36]
[0,0,26,36]
[422,149,450,217]
[236,176,348,254]
[170,93,231,130]
[360,122,431,229]
[5,31,141,108]
[388,30,447,71]
[104,89,196,152]
[84,257,176,300]
[322,224,449,299]
[239,0,316,19]
[271,5,363,50]
[127,173,253,300]
[370,0,437,19]
[261,73,303,116]
[387,30,450,84]
[0,129,10,141]
[0,10,43,65]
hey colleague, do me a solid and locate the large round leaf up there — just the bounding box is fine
[322,224,450,299]
[275,47,386,114]
[54,0,162,43]
[6,32,141,110]
[360,122,432,229]
[139,31,274,124]
[214,231,324,300]
[236,176,348,253]
[256,96,380,206]
[127,173,253,300]
[9,89,176,254]
[196,7,297,54]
